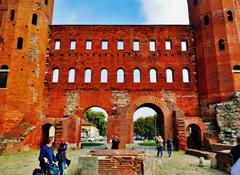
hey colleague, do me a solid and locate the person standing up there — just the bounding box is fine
[229,136,240,175]
[166,137,173,157]
[111,136,120,149]
[156,136,164,157]
[57,142,71,175]
[38,137,59,175]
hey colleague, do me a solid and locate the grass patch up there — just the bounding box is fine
[138,142,157,146]
[81,142,104,147]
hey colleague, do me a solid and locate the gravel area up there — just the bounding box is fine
[0,148,229,175]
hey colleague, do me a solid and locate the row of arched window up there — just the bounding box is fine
[204,11,233,25]
[10,10,38,25]
[52,68,191,84]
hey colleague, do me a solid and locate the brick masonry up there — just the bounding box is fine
[0,0,239,153]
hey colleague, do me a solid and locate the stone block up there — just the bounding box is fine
[78,156,98,175]
[143,157,165,175]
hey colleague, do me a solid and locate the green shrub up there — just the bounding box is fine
[138,142,157,146]
[81,142,104,147]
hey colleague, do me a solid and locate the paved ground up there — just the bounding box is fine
[0,148,229,175]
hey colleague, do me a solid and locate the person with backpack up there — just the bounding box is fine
[56,142,71,175]
[156,135,164,157]
[38,137,59,175]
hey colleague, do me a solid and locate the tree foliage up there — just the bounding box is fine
[134,114,160,139]
[83,109,107,136]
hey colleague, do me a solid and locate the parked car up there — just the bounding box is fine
[81,136,88,142]
[87,137,95,142]
[95,136,104,142]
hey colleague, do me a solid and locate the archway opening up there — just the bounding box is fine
[82,107,108,143]
[133,103,164,142]
[187,124,202,149]
[41,123,55,147]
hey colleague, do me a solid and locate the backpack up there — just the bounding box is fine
[46,164,59,175]
[32,168,44,175]
[56,152,64,161]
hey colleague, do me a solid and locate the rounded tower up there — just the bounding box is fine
[0,0,54,148]
[187,0,240,120]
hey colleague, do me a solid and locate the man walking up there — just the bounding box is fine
[166,137,173,157]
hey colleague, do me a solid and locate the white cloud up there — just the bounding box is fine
[140,0,189,24]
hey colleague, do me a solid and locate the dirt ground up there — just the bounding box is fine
[0,149,229,175]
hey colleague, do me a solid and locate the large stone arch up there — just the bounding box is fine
[125,96,173,146]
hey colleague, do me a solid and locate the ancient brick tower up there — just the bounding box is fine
[0,0,54,150]
[187,0,240,142]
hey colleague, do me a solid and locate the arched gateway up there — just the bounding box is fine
[105,95,184,149]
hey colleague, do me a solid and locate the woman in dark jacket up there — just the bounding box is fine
[38,137,58,174]
[57,142,70,175]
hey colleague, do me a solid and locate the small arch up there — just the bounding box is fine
[10,9,15,21]
[218,39,225,50]
[101,68,108,83]
[45,0,48,5]
[68,68,75,83]
[149,68,157,83]
[187,124,202,149]
[133,68,141,83]
[166,68,174,83]
[32,13,38,25]
[204,15,209,25]
[0,65,9,88]
[52,68,59,83]
[227,10,233,22]
[84,68,92,83]
[182,68,190,83]
[117,68,124,83]
[41,123,55,147]
[17,37,23,49]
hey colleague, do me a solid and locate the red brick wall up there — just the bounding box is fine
[0,0,54,136]
[45,25,202,149]
[187,0,240,121]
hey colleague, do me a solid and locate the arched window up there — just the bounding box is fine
[204,15,209,25]
[45,0,48,5]
[0,65,9,88]
[32,13,38,25]
[117,69,124,83]
[233,65,240,72]
[68,68,75,83]
[10,9,15,21]
[84,69,92,83]
[133,69,141,83]
[166,68,174,83]
[182,68,190,83]
[233,65,240,89]
[52,68,59,83]
[227,10,233,22]
[218,39,225,50]
[17,37,23,49]
[101,69,108,83]
[150,69,157,83]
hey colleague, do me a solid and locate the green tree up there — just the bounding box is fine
[134,115,161,140]
[83,109,107,136]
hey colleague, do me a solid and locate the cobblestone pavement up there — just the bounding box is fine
[0,149,229,175]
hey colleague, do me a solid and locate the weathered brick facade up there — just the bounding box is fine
[0,0,239,153]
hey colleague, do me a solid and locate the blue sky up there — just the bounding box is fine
[53,0,189,25]
[53,0,189,119]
